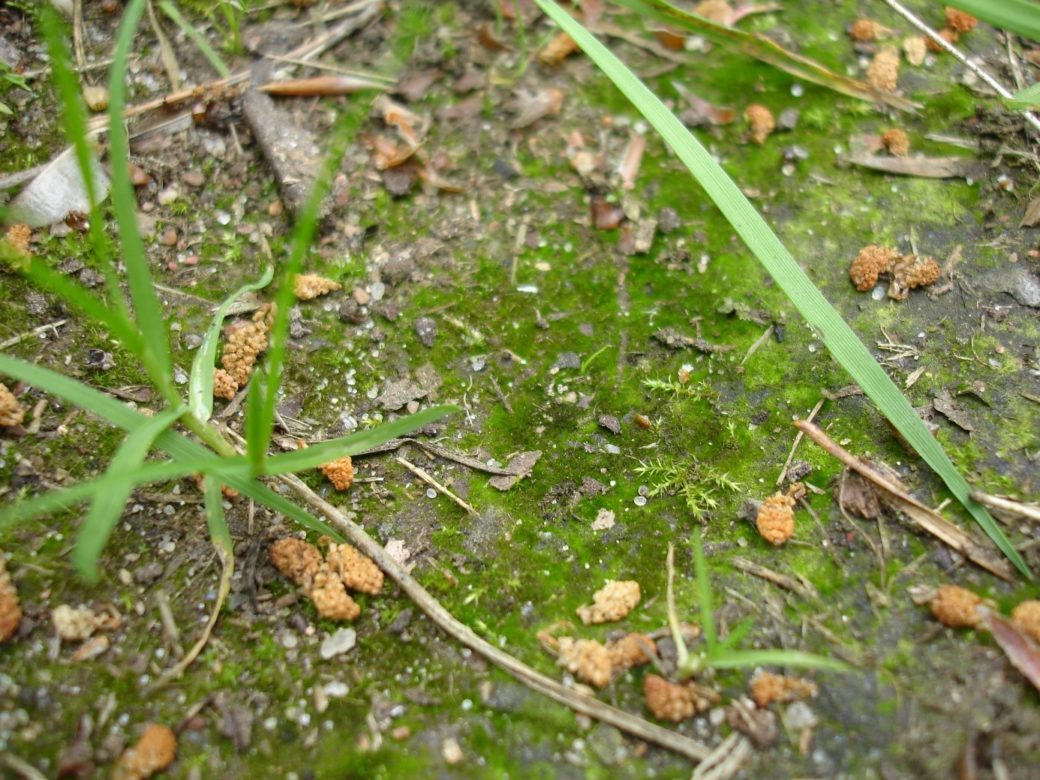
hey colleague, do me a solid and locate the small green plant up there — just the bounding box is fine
[0,60,30,116]
[0,1,453,591]
[667,531,847,679]
[642,375,714,401]
[635,457,739,519]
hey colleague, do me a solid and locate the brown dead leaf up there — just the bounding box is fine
[843,152,975,178]
[477,23,511,52]
[539,32,580,66]
[978,607,1040,693]
[509,88,564,129]
[395,69,442,103]
[674,81,736,126]
[618,132,646,190]
[1020,197,1040,228]
[590,195,626,229]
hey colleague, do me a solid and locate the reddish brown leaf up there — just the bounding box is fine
[591,195,625,229]
[978,607,1040,693]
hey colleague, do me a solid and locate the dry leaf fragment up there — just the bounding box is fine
[977,607,1040,694]
[881,128,910,157]
[1011,601,1040,644]
[557,637,613,687]
[866,46,900,92]
[755,493,795,545]
[112,724,177,780]
[577,580,641,624]
[745,104,775,144]
[849,244,899,291]
[293,273,342,301]
[1018,197,1040,228]
[945,7,977,33]
[930,584,982,628]
[644,674,720,721]
[539,31,580,66]
[510,88,564,129]
[321,456,355,491]
[749,671,817,707]
[0,556,21,643]
[0,383,25,428]
[325,542,383,595]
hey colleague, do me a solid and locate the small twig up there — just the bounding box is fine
[146,0,182,91]
[153,589,184,658]
[729,556,817,599]
[970,491,1040,524]
[395,455,479,517]
[0,320,68,350]
[72,0,87,72]
[795,420,1015,581]
[691,732,753,780]
[279,471,712,762]
[881,0,1040,136]
[0,754,48,780]
[776,398,824,485]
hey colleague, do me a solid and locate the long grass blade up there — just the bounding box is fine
[108,0,176,394]
[612,0,916,111]
[1007,82,1040,109]
[157,0,232,77]
[189,266,274,422]
[535,0,1029,578]
[248,120,352,474]
[0,455,248,530]
[947,0,1040,41]
[263,405,457,475]
[72,405,185,581]
[691,529,716,650]
[38,7,137,332]
[707,648,850,671]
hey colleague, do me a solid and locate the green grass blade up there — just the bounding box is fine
[249,122,352,474]
[38,7,137,331]
[707,648,850,672]
[263,405,458,475]
[230,476,345,540]
[72,405,185,581]
[0,456,249,530]
[535,0,1029,578]
[157,1,232,77]
[714,615,757,653]
[245,368,267,474]
[1007,82,1040,109]
[189,266,274,422]
[202,476,233,554]
[108,0,176,394]
[19,257,144,358]
[947,0,1040,41]
[690,529,717,650]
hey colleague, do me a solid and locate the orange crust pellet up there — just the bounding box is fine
[212,368,238,400]
[745,104,775,145]
[321,456,355,491]
[866,46,900,92]
[945,7,977,33]
[270,537,324,588]
[644,674,720,722]
[1010,600,1040,644]
[576,580,641,624]
[756,493,796,545]
[293,273,342,301]
[0,383,25,428]
[112,724,177,780]
[309,570,361,621]
[849,244,900,291]
[930,584,982,628]
[607,632,656,671]
[3,224,31,256]
[750,670,818,708]
[0,556,22,643]
[925,28,959,52]
[881,128,910,157]
[221,320,269,387]
[325,541,383,595]
[557,637,613,688]
[849,19,884,42]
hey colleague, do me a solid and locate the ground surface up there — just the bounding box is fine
[1,1,1039,778]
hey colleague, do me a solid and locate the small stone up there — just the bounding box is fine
[415,316,436,347]
[598,414,621,434]
[658,207,681,234]
[352,287,371,305]
[320,627,357,659]
[591,509,616,531]
[82,84,108,112]
[441,737,464,765]
[181,170,205,188]
[156,186,179,206]
[160,228,178,247]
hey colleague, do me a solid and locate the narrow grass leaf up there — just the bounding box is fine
[0,456,248,530]
[713,616,756,653]
[245,368,267,474]
[189,266,274,422]
[157,1,232,77]
[708,648,850,672]
[947,0,1040,41]
[264,405,458,475]
[1007,82,1040,109]
[536,0,1029,578]
[72,405,185,581]
[38,7,137,332]
[203,476,233,555]
[230,476,345,541]
[250,120,352,473]
[108,0,176,394]
[691,529,717,650]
